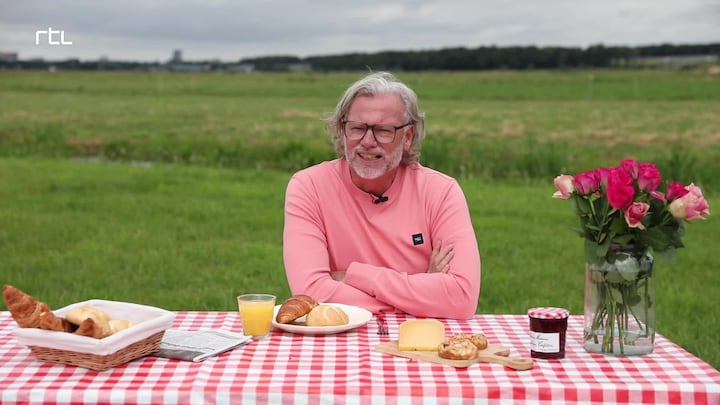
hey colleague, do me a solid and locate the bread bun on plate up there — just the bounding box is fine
[305,304,349,327]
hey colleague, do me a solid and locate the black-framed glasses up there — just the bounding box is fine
[342,120,413,144]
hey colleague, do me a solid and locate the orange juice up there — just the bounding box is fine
[237,294,275,337]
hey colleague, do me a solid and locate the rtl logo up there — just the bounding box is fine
[35,27,73,45]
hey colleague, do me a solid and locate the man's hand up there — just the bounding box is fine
[427,240,454,273]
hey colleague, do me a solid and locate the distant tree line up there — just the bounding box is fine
[2,43,719,71]
[249,43,720,71]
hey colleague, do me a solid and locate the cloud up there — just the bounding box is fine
[1,0,718,62]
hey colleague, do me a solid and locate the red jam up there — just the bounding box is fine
[528,307,570,360]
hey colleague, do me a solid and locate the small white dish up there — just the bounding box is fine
[272,303,372,335]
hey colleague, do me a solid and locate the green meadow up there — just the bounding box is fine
[0,70,718,370]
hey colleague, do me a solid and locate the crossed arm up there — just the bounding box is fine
[282,175,481,319]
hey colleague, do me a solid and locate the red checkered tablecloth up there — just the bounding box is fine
[1,311,718,404]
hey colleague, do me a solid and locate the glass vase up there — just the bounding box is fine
[583,244,655,356]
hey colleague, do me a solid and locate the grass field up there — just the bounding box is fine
[2,70,720,186]
[0,70,718,369]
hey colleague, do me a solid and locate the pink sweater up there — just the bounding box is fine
[283,158,481,319]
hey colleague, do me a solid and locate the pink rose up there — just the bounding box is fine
[572,170,599,195]
[624,202,650,230]
[666,181,689,201]
[595,167,612,187]
[606,169,635,209]
[552,175,575,199]
[637,163,662,192]
[669,183,711,221]
[619,159,639,178]
[650,190,666,203]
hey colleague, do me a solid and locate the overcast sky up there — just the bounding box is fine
[1,0,719,62]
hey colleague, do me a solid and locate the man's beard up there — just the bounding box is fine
[346,142,403,180]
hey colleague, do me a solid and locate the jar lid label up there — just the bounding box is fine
[528,307,570,319]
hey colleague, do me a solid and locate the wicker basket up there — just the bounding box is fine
[27,331,165,371]
[13,299,175,371]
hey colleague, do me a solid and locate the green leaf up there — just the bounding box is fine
[584,241,598,264]
[640,227,674,251]
[615,256,641,281]
[608,285,625,303]
[625,291,641,306]
[570,227,586,238]
[612,234,634,245]
[573,196,592,215]
[609,216,626,234]
[668,222,685,247]
[605,271,625,283]
[584,238,613,265]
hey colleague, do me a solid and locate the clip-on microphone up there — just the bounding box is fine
[373,195,389,204]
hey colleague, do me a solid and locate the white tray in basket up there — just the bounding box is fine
[13,299,175,356]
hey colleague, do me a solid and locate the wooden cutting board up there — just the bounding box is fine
[374,340,533,370]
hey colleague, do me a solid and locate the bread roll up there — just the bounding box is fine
[449,333,488,350]
[107,319,133,335]
[275,294,318,324]
[69,313,132,339]
[65,306,112,337]
[65,306,109,324]
[438,333,488,360]
[438,339,479,360]
[305,304,349,327]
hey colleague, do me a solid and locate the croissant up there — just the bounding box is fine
[275,294,318,324]
[2,284,62,329]
[75,318,106,339]
[39,311,76,333]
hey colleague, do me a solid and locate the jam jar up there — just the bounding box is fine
[528,307,570,360]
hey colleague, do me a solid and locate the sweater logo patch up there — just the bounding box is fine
[412,233,424,246]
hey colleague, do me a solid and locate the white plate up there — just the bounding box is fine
[272,303,372,335]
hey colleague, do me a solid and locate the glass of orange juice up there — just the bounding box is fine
[237,294,276,337]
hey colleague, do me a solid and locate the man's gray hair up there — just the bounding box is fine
[325,71,426,164]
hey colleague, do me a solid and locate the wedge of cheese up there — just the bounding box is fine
[398,319,446,351]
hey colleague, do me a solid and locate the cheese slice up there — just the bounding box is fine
[398,319,446,351]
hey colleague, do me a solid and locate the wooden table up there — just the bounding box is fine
[1,311,718,404]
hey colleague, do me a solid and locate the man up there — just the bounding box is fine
[282,72,481,319]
